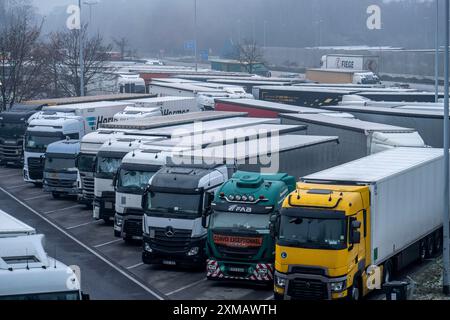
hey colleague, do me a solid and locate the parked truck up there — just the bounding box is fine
[0,210,36,238]
[79,112,247,207]
[306,69,380,85]
[43,140,81,199]
[114,124,305,242]
[94,136,162,223]
[280,113,427,164]
[0,104,46,166]
[205,171,296,283]
[320,54,380,74]
[273,148,444,300]
[23,101,131,185]
[0,234,87,300]
[141,135,340,268]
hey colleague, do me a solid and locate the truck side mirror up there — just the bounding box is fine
[81,292,90,300]
[201,212,209,229]
[269,214,279,239]
[352,220,361,229]
[351,230,361,244]
[112,169,119,189]
[141,192,149,210]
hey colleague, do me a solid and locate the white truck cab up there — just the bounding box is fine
[93,136,162,222]
[24,114,85,185]
[0,234,86,300]
[0,210,36,238]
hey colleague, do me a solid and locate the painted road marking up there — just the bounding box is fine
[166,278,207,296]
[0,186,166,300]
[265,294,274,300]
[45,204,85,214]
[66,220,101,230]
[24,194,50,201]
[126,262,144,270]
[93,239,122,248]
[7,183,28,190]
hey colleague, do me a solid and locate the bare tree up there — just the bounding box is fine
[235,39,264,75]
[0,2,47,110]
[46,25,114,97]
[113,37,129,60]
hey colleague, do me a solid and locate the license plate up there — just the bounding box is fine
[105,202,113,209]
[162,260,176,266]
[229,267,245,273]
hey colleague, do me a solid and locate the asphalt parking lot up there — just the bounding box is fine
[0,166,273,300]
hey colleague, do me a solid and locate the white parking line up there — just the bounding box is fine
[126,262,144,270]
[7,183,28,190]
[66,220,101,230]
[24,194,49,201]
[264,294,274,300]
[45,204,85,214]
[0,186,166,300]
[0,173,21,178]
[93,239,122,248]
[166,278,207,296]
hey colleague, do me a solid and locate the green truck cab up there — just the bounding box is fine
[205,171,295,283]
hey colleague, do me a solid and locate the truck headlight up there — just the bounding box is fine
[144,242,153,253]
[187,247,199,256]
[275,274,287,288]
[115,216,123,227]
[330,280,347,293]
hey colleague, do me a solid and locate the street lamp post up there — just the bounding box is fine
[194,0,198,72]
[436,0,440,102]
[263,20,267,48]
[443,0,450,296]
[83,0,99,25]
[78,0,85,97]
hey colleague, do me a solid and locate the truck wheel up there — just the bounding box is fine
[103,218,113,225]
[52,192,60,199]
[426,236,434,258]
[383,260,393,284]
[33,182,42,188]
[274,292,284,300]
[434,231,443,254]
[348,277,362,301]
[419,240,427,262]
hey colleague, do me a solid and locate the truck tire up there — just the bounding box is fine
[434,230,443,254]
[348,277,362,301]
[52,192,60,199]
[383,260,393,284]
[274,292,284,300]
[419,240,427,262]
[33,182,42,187]
[425,236,434,258]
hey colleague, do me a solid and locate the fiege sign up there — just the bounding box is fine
[213,234,263,248]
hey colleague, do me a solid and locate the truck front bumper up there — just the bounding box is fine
[142,234,206,268]
[43,185,80,196]
[206,259,274,283]
[274,271,348,300]
[114,210,144,240]
[93,195,115,221]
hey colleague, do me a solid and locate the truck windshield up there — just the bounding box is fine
[118,169,156,192]
[25,132,64,153]
[0,291,80,301]
[146,192,202,216]
[0,122,26,138]
[210,211,270,233]
[45,157,77,172]
[96,156,122,177]
[279,215,347,250]
[78,154,95,172]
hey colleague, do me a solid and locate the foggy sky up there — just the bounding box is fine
[30,0,440,56]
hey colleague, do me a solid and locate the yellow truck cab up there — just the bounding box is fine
[274,148,444,300]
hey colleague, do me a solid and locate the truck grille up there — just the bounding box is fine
[45,178,74,188]
[150,227,192,253]
[28,157,44,180]
[216,245,261,260]
[124,220,143,238]
[287,278,328,300]
[0,143,22,161]
[81,176,95,199]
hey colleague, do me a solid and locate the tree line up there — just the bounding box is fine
[0,1,112,110]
